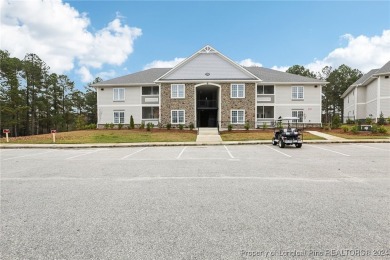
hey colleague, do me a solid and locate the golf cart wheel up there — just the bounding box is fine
[272,138,277,145]
[295,143,302,148]
[278,139,285,148]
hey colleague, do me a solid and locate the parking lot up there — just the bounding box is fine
[1,144,390,259]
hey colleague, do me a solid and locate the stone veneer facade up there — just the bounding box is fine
[160,82,256,129]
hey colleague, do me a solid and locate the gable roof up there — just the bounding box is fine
[156,45,260,82]
[245,67,325,84]
[93,68,171,86]
[373,60,390,76]
[341,69,379,98]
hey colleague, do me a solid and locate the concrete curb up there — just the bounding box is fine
[0,139,389,149]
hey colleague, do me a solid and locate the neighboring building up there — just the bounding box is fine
[93,45,326,129]
[341,61,390,123]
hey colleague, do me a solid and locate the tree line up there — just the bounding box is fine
[0,50,100,136]
[286,64,363,123]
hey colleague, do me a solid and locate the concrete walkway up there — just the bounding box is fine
[306,130,347,141]
[196,128,222,143]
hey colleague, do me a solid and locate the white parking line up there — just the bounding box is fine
[2,150,53,161]
[224,145,235,159]
[263,145,292,158]
[65,149,106,160]
[120,147,148,160]
[176,147,187,159]
[350,144,390,152]
[306,144,350,156]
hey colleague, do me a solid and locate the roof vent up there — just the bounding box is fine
[205,72,210,76]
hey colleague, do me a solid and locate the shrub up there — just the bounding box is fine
[371,125,378,133]
[346,118,355,124]
[332,114,341,129]
[84,123,96,129]
[228,124,233,131]
[109,123,114,129]
[189,122,194,131]
[244,121,250,131]
[323,123,331,131]
[387,117,390,124]
[129,115,135,129]
[146,122,154,131]
[341,125,349,133]
[104,123,109,129]
[118,123,123,130]
[378,112,385,125]
[378,126,388,134]
[365,117,372,124]
[166,123,171,130]
[262,122,267,130]
[178,124,184,130]
[139,123,145,129]
[350,125,359,134]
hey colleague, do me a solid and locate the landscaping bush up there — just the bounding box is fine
[365,117,372,124]
[228,124,233,131]
[331,115,341,128]
[109,123,114,129]
[323,123,331,131]
[118,123,123,130]
[129,115,135,129]
[378,125,388,134]
[371,125,378,133]
[341,125,349,133]
[378,112,385,125]
[178,124,184,130]
[244,121,250,131]
[83,123,96,129]
[262,122,267,130]
[104,123,110,129]
[350,125,359,134]
[189,122,194,131]
[146,122,154,131]
[139,122,145,129]
[346,118,355,124]
[166,123,171,130]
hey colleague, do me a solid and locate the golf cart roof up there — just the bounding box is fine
[278,117,300,121]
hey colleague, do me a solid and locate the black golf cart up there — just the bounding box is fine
[272,117,303,148]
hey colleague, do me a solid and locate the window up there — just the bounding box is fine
[171,110,185,124]
[142,107,159,119]
[231,84,245,98]
[142,86,159,95]
[231,110,245,124]
[113,88,125,101]
[257,85,274,94]
[291,86,304,100]
[292,110,304,122]
[257,106,274,118]
[171,84,185,98]
[114,111,125,124]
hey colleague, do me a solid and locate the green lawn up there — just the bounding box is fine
[321,125,390,139]
[0,129,197,144]
[220,130,325,141]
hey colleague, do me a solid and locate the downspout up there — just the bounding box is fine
[376,76,381,123]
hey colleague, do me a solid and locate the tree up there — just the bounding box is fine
[286,65,317,79]
[84,77,101,124]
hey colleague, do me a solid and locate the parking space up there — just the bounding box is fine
[1,143,389,259]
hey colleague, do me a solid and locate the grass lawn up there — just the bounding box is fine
[220,130,325,141]
[0,129,197,144]
[319,125,390,139]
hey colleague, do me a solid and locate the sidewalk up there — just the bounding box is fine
[305,130,346,141]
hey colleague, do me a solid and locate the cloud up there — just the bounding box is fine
[96,70,118,80]
[275,30,390,74]
[271,65,290,72]
[143,58,185,70]
[76,66,93,83]
[238,59,262,67]
[0,0,141,79]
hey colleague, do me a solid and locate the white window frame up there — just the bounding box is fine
[113,111,125,124]
[291,86,304,100]
[142,106,159,119]
[292,110,304,122]
[171,84,185,98]
[142,86,159,96]
[113,88,125,101]
[257,85,275,95]
[171,110,185,124]
[231,110,245,124]
[231,84,245,98]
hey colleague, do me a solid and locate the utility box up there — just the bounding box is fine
[360,125,372,131]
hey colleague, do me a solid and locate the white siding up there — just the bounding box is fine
[365,80,377,119]
[343,90,355,122]
[164,53,253,80]
[274,84,321,123]
[97,86,143,125]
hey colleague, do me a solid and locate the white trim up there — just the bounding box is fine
[231,109,245,124]
[171,84,185,99]
[113,111,125,124]
[100,104,142,107]
[141,86,159,96]
[377,76,381,121]
[291,86,304,100]
[171,110,185,124]
[231,83,245,98]
[193,83,222,128]
[113,88,125,101]
[273,104,320,107]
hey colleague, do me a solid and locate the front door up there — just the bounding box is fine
[198,109,217,127]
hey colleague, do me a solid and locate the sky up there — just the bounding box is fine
[1,0,390,89]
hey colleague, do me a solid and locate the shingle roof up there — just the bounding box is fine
[93,68,171,86]
[351,69,379,86]
[374,60,390,75]
[244,67,325,83]
[93,66,325,86]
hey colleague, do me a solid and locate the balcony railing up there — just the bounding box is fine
[197,99,217,108]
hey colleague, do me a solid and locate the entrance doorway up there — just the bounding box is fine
[196,85,219,127]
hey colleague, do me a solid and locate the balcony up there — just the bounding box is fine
[197,99,217,109]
